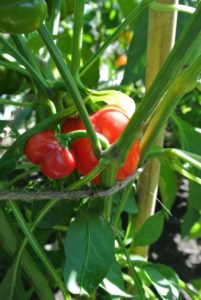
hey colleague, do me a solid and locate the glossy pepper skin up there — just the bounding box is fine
[25,130,76,179]
[61,107,140,184]
[0,0,47,34]
[25,130,59,164]
[40,146,76,179]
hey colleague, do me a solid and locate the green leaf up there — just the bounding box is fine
[142,264,180,300]
[122,10,148,84]
[64,210,115,295]
[56,30,72,60]
[181,207,200,237]
[0,158,16,180]
[134,211,164,246]
[174,116,201,208]
[160,163,177,212]
[113,185,138,214]
[117,0,137,19]
[173,116,201,156]
[100,260,132,298]
[0,263,26,300]
[82,42,100,88]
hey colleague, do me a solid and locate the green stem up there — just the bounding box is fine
[8,201,71,300]
[38,25,101,157]
[113,183,133,230]
[179,280,199,299]
[57,130,109,150]
[67,161,105,190]
[148,147,201,170]
[117,233,145,299]
[0,59,29,76]
[46,0,62,34]
[0,36,51,97]
[171,160,201,185]
[104,4,201,164]
[0,99,35,107]
[102,168,117,220]
[71,0,85,76]
[6,167,39,188]
[80,0,153,77]
[11,35,42,75]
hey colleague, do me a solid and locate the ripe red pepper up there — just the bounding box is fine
[61,107,140,184]
[25,130,59,164]
[40,146,76,179]
[25,130,76,179]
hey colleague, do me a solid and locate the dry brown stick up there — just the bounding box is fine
[0,169,143,201]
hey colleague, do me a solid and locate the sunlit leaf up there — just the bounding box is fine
[64,210,115,295]
[134,211,164,246]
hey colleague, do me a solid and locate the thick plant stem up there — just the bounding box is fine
[38,25,101,157]
[133,0,178,257]
[71,0,85,76]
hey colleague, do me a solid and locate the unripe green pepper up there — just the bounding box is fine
[0,0,47,34]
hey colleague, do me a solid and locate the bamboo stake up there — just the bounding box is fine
[133,0,178,257]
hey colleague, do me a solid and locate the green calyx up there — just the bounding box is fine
[101,143,126,169]
[56,130,109,152]
[0,0,47,34]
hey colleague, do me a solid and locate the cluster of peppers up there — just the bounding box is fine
[0,1,140,184]
[25,105,140,183]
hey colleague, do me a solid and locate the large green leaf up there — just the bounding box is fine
[174,116,201,209]
[64,210,115,295]
[134,211,164,246]
[122,10,148,84]
[160,163,177,213]
[174,116,201,236]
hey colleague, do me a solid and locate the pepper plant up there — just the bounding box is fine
[0,0,201,299]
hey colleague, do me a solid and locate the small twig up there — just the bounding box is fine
[0,169,143,202]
